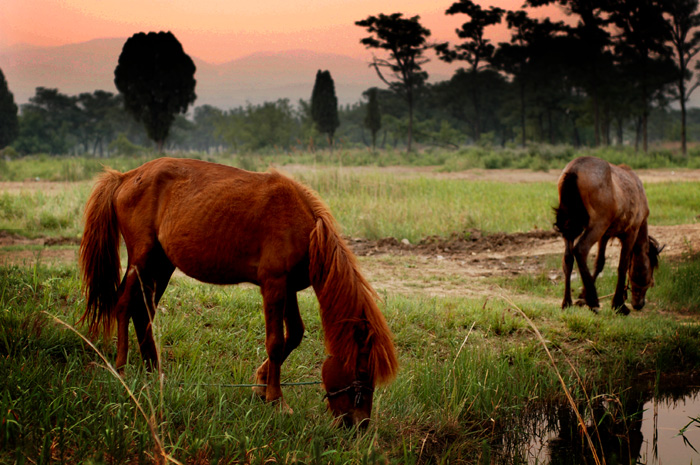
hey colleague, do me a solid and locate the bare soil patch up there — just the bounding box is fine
[2,224,699,299]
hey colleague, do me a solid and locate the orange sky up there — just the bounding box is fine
[0,0,565,63]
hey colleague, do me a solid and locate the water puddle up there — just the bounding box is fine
[494,375,700,464]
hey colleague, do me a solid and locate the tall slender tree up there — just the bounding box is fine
[363,87,382,150]
[310,70,340,148]
[114,31,197,151]
[0,68,19,150]
[355,13,431,152]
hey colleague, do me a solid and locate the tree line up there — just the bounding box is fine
[2,0,700,157]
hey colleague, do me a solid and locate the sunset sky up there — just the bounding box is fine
[1,0,564,63]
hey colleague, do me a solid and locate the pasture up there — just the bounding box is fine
[1,154,700,464]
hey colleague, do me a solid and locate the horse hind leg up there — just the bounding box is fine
[561,239,575,309]
[115,244,175,372]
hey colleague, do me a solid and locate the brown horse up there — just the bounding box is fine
[79,157,398,426]
[554,156,661,315]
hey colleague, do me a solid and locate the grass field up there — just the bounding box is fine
[1,152,700,464]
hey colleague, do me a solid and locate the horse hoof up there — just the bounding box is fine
[590,307,600,314]
[275,398,294,414]
[252,385,266,398]
[616,305,631,316]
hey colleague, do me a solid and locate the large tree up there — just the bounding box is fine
[527,0,614,146]
[114,31,196,151]
[310,70,340,148]
[0,68,19,150]
[435,0,504,141]
[607,0,676,152]
[355,13,431,152]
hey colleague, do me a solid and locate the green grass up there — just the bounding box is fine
[1,260,699,464]
[1,153,700,462]
[2,160,699,242]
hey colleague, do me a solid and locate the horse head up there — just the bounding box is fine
[321,323,375,428]
[629,236,663,310]
[322,354,374,428]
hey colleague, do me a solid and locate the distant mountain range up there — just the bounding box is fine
[0,38,451,110]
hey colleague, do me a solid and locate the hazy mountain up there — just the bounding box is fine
[0,38,449,111]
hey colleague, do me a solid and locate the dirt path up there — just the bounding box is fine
[2,223,699,299]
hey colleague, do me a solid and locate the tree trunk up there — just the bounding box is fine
[680,80,688,157]
[407,90,414,152]
[593,92,600,147]
[520,81,526,148]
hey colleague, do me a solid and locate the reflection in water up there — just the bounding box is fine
[494,377,700,464]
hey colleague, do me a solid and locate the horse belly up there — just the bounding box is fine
[158,224,262,286]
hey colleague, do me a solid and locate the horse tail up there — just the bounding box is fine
[554,172,588,241]
[304,189,399,386]
[79,169,124,337]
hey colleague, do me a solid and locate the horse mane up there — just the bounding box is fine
[295,179,399,386]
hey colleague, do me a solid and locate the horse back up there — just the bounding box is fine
[113,158,315,286]
[558,156,649,237]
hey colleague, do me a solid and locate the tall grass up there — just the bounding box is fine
[2,262,699,463]
[5,166,698,242]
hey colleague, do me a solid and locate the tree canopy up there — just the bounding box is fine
[114,31,197,151]
[356,13,431,152]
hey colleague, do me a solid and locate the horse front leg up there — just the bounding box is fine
[577,236,609,304]
[562,239,575,309]
[257,278,293,413]
[253,289,305,401]
[612,236,634,315]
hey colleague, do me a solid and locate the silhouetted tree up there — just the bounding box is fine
[310,70,340,148]
[114,31,196,151]
[436,0,504,140]
[527,0,614,146]
[0,68,19,150]
[355,13,431,152]
[363,88,382,150]
[665,0,700,156]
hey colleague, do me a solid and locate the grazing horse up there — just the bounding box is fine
[79,157,398,426]
[554,156,661,314]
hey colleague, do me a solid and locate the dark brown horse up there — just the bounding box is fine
[79,157,398,426]
[554,156,661,314]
